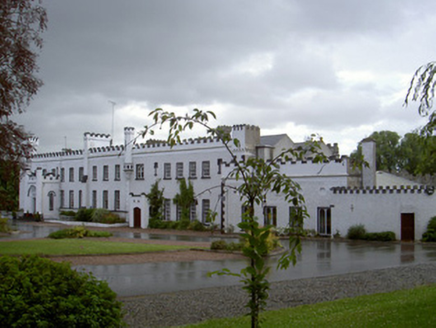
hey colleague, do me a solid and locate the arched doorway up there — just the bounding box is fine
[28,186,36,213]
[133,207,141,228]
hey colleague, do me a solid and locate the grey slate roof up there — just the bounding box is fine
[260,134,291,146]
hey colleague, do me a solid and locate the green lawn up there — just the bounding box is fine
[0,239,197,256]
[183,284,436,327]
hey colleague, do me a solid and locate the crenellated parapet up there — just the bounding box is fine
[89,145,125,154]
[134,136,221,149]
[221,155,346,168]
[32,149,84,159]
[331,185,435,195]
[84,131,111,151]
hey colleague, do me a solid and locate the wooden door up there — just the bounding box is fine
[134,207,141,228]
[401,213,415,241]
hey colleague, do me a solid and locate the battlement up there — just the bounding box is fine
[134,136,222,150]
[331,185,435,195]
[232,124,260,132]
[89,145,125,153]
[32,149,84,159]
[84,132,111,138]
[222,155,346,167]
[84,131,112,150]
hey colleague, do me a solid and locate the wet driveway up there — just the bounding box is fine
[4,221,436,297]
[76,240,436,297]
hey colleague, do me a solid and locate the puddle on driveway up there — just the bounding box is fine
[76,239,436,297]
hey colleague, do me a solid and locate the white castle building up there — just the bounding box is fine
[19,125,436,241]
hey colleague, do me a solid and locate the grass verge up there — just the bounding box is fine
[183,284,436,327]
[0,239,197,256]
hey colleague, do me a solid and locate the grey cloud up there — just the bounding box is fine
[20,0,436,153]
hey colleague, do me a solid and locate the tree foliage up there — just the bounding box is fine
[173,178,195,221]
[350,130,436,176]
[0,0,47,162]
[405,61,436,136]
[145,180,165,220]
[142,108,325,327]
[0,255,125,327]
[399,132,436,175]
[0,159,19,210]
[350,131,400,172]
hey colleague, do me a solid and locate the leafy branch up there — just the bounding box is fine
[142,108,326,328]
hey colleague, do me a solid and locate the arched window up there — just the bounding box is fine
[47,191,56,211]
[27,185,36,197]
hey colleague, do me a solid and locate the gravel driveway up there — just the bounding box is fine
[121,262,436,327]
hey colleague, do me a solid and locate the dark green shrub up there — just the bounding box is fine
[422,229,436,242]
[168,221,180,229]
[0,218,10,233]
[188,220,206,231]
[422,217,436,242]
[427,216,436,231]
[86,230,113,238]
[148,218,162,229]
[48,226,113,239]
[97,212,125,224]
[91,208,111,223]
[0,255,125,327]
[75,208,95,222]
[227,241,244,251]
[177,219,191,230]
[34,212,42,222]
[48,229,72,239]
[211,240,228,250]
[364,231,396,241]
[60,210,76,216]
[347,224,367,240]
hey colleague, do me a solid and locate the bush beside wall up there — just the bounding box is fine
[347,224,396,242]
[422,216,436,242]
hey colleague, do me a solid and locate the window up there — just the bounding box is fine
[202,161,210,178]
[103,165,109,181]
[176,205,182,221]
[102,190,108,209]
[136,164,144,180]
[202,199,210,223]
[92,166,97,181]
[317,207,331,236]
[60,168,65,182]
[217,159,222,174]
[114,190,120,210]
[69,168,74,182]
[154,162,158,176]
[289,207,303,231]
[78,190,82,208]
[176,162,184,179]
[69,190,74,208]
[241,205,250,222]
[164,199,171,221]
[115,164,121,181]
[48,192,55,211]
[164,163,171,179]
[60,190,64,208]
[78,167,84,182]
[190,203,196,221]
[189,162,197,179]
[263,206,277,226]
[92,190,97,208]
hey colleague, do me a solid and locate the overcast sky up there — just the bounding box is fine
[14,0,436,155]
